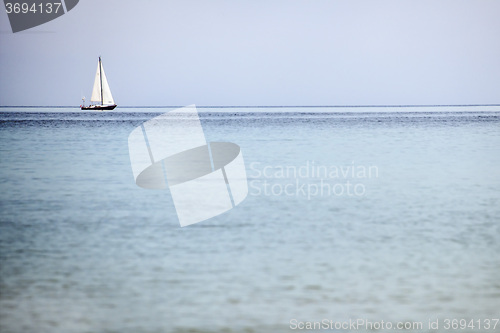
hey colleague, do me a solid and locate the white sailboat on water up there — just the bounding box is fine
[81,57,117,110]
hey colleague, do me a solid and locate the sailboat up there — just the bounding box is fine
[81,57,117,110]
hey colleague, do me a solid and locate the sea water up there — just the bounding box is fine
[0,107,499,332]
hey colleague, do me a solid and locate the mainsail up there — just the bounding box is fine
[90,57,115,105]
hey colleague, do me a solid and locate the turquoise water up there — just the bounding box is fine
[1,108,499,332]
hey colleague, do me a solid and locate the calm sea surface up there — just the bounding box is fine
[1,107,499,332]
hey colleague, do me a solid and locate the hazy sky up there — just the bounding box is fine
[0,0,499,106]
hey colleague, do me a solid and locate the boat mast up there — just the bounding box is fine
[99,56,103,105]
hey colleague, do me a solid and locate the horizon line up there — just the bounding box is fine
[1,104,500,109]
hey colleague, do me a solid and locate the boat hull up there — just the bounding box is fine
[81,104,117,111]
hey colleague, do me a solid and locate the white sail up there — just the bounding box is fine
[89,58,115,105]
[90,60,101,103]
[100,64,115,105]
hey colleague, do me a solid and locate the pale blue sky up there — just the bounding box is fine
[1,0,499,106]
